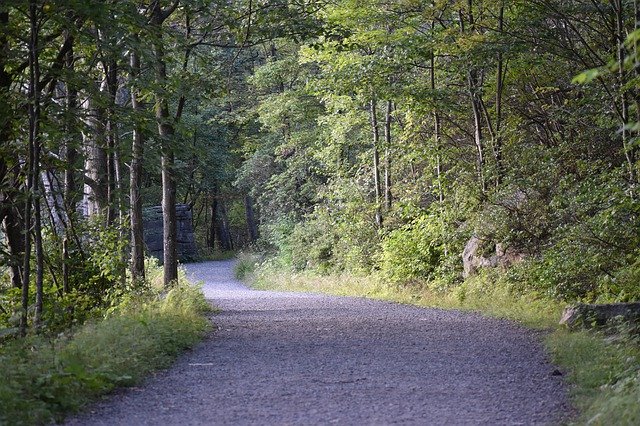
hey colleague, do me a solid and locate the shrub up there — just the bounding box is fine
[378,214,444,284]
[0,282,210,425]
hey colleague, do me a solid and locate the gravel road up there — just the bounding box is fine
[66,260,569,425]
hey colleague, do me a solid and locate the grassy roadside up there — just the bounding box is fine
[0,269,211,425]
[238,255,640,425]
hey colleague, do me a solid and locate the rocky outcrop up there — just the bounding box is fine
[559,302,640,330]
[143,204,198,263]
[462,235,525,278]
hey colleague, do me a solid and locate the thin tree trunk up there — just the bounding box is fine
[64,34,79,213]
[209,193,218,249]
[245,195,258,242]
[152,19,177,286]
[469,72,486,194]
[82,97,109,216]
[105,60,118,225]
[460,2,486,194]
[613,0,636,182]
[218,200,233,251]
[431,32,447,257]
[383,100,392,211]
[150,2,182,286]
[431,44,444,206]
[31,1,43,329]
[129,47,145,281]
[63,35,78,295]
[369,98,383,228]
[62,237,70,293]
[494,1,505,186]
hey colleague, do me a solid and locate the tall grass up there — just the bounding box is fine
[0,279,210,425]
[242,257,640,425]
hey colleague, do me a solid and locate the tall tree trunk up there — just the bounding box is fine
[369,98,383,228]
[209,193,218,249]
[153,38,178,285]
[217,200,233,251]
[383,100,392,211]
[469,72,486,194]
[494,1,505,186]
[0,10,23,292]
[431,45,444,206]
[30,0,43,329]
[63,36,78,294]
[82,96,109,216]
[129,47,145,281]
[245,195,259,243]
[430,32,447,257]
[460,2,486,194]
[105,60,118,225]
[150,2,182,286]
[613,0,636,182]
[64,42,79,212]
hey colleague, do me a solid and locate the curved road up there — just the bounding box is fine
[67,260,569,425]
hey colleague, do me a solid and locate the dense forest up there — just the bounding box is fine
[1,0,639,334]
[1,0,640,424]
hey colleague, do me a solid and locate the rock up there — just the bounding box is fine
[560,302,640,330]
[462,235,525,278]
[143,204,198,263]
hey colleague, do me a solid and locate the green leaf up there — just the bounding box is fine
[572,68,602,84]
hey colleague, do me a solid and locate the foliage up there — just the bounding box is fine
[0,218,131,333]
[379,213,444,284]
[0,277,210,425]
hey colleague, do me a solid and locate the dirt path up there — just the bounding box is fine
[66,260,569,425]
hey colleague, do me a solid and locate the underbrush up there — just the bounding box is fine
[0,276,210,425]
[240,255,640,425]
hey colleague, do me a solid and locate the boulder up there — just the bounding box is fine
[560,302,640,330]
[462,235,525,278]
[143,204,198,263]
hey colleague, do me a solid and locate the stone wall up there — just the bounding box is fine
[143,204,198,263]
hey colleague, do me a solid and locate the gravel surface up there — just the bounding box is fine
[65,260,569,425]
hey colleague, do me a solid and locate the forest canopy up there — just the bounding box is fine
[1,0,640,338]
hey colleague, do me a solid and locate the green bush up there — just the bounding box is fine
[378,214,444,284]
[1,217,132,333]
[521,187,640,302]
[0,282,210,425]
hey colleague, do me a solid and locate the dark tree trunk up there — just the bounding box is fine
[0,10,22,292]
[460,2,486,194]
[494,1,505,186]
[613,0,636,182]
[63,33,80,270]
[217,200,233,251]
[369,97,383,228]
[209,194,218,249]
[129,47,145,281]
[150,2,180,286]
[245,195,258,242]
[105,60,118,225]
[383,100,392,211]
[29,0,44,329]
